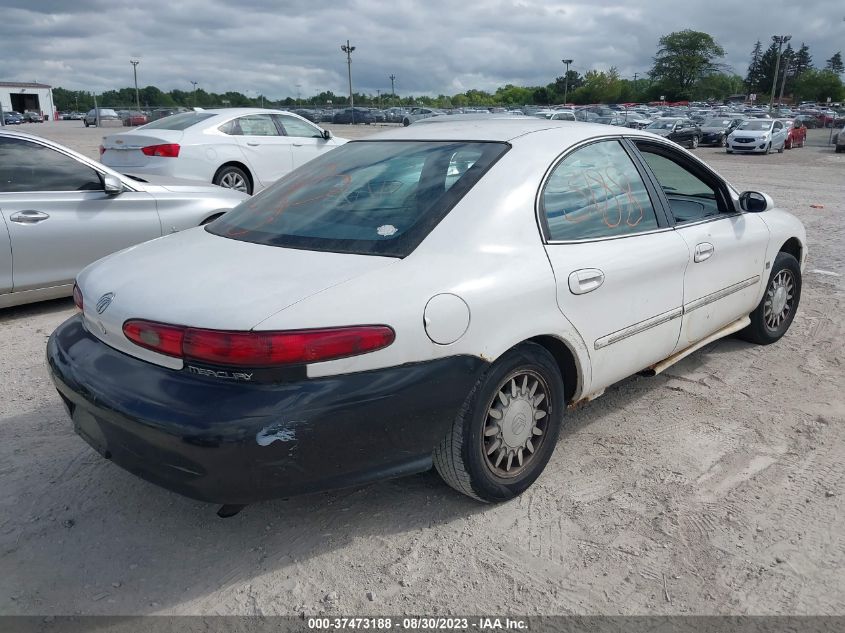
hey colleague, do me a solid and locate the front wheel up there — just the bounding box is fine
[738,252,801,345]
[689,136,699,149]
[433,343,565,502]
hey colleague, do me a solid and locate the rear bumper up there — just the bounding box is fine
[47,315,487,504]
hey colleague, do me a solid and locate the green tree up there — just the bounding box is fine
[825,52,844,75]
[745,40,764,92]
[793,43,813,77]
[693,73,745,101]
[650,30,725,98]
[792,69,845,103]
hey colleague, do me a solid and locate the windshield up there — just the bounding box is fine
[738,120,773,131]
[702,119,731,127]
[208,140,509,257]
[141,112,215,130]
[647,120,676,130]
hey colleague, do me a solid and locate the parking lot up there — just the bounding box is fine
[1,121,843,616]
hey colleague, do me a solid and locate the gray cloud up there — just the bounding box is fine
[1,0,843,98]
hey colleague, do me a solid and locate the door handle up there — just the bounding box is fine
[9,210,50,224]
[568,268,605,295]
[292,143,304,147]
[246,142,260,147]
[694,242,714,263]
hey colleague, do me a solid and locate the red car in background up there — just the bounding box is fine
[121,110,149,126]
[782,119,807,149]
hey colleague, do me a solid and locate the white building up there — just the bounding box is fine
[0,82,56,121]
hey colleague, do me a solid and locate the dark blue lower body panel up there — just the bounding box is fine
[47,315,487,504]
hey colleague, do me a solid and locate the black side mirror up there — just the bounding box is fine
[322,129,332,140]
[739,191,772,213]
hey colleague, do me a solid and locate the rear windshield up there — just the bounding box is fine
[208,140,509,257]
[141,112,215,130]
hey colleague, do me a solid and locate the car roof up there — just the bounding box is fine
[200,108,298,117]
[363,119,655,143]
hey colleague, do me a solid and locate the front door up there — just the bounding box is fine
[273,114,337,170]
[0,136,160,292]
[632,140,771,348]
[540,139,689,391]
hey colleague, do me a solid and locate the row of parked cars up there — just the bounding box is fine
[1,110,46,124]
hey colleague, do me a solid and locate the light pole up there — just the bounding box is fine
[190,81,198,107]
[341,40,355,123]
[296,83,302,107]
[768,35,791,111]
[377,89,381,108]
[561,59,573,105]
[389,74,396,106]
[130,60,140,112]
[778,57,790,107]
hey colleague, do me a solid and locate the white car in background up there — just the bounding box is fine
[726,119,788,154]
[100,109,348,194]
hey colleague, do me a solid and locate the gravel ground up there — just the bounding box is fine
[1,122,843,616]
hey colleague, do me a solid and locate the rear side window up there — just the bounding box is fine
[208,140,508,257]
[141,112,215,130]
[540,140,658,241]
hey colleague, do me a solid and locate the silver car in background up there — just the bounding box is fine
[0,130,248,308]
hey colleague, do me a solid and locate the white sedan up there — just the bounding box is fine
[100,108,348,195]
[49,120,806,511]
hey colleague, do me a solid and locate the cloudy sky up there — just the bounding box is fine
[1,0,843,98]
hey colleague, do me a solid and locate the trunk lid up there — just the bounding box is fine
[77,228,397,367]
[101,130,184,168]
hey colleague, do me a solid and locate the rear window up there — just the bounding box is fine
[208,140,509,257]
[141,112,215,130]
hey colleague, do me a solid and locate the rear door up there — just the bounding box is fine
[631,140,770,349]
[540,138,689,390]
[273,114,335,170]
[0,136,161,292]
[231,114,293,187]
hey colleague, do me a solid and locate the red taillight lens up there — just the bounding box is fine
[123,320,185,357]
[122,321,394,367]
[141,143,180,158]
[98,144,105,156]
[72,283,83,310]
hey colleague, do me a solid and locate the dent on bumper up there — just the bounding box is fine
[47,315,488,504]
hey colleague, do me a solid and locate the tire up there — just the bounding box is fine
[737,252,801,345]
[433,342,565,502]
[784,139,792,150]
[765,142,772,154]
[689,136,699,149]
[213,165,252,194]
[402,118,411,127]
[719,135,726,147]
[83,120,89,127]
[777,141,785,153]
[726,149,733,154]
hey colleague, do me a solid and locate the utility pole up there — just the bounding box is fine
[778,58,790,108]
[561,59,573,105]
[341,40,356,123]
[768,35,791,111]
[377,89,381,108]
[190,81,198,107]
[130,59,140,112]
[296,84,302,107]
[389,73,396,106]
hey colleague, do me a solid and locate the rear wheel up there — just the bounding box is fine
[213,165,252,194]
[718,134,726,147]
[433,343,565,502]
[689,136,699,149]
[738,252,801,345]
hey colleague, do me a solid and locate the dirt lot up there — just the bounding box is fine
[1,122,843,616]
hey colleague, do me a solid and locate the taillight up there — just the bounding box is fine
[72,283,83,310]
[123,320,185,357]
[141,143,180,158]
[122,321,394,367]
[98,144,105,156]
